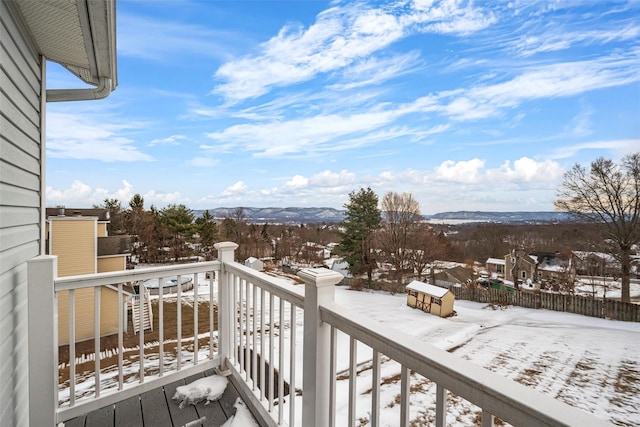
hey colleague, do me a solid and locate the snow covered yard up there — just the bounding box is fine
[330,288,640,426]
[59,271,639,425]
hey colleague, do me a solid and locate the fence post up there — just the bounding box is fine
[299,268,344,427]
[28,255,58,426]
[215,241,238,371]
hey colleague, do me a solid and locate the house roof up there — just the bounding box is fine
[46,207,111,221]
[406,280,450,298]
[12,0,117,89]
[486,257,506,265]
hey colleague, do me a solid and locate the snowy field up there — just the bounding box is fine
[328,287,640,426]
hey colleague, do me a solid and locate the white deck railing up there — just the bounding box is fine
[28,255,221,425]
[28,242,608,426]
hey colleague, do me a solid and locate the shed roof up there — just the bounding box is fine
[406,280,450,298]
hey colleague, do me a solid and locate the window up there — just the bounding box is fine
[432,297,442,305]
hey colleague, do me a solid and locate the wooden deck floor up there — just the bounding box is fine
[63,370,245,427]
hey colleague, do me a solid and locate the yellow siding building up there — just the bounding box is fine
[47,209,132,345]
[406,280,455,318]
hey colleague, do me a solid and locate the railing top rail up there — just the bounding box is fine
[54,260,221,291]
[222,261,305,307]
[320,302,608,427]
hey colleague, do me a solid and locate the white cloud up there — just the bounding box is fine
[435,158,486,183]
[221,181,248,197]
[212,0,493,102]
[47,112,153,162]
[46,180,134,207]
[284,175,309,190]
[143,190,187,206]
[549,139,640,160]
[511,25,640,57]
[149,135,187,147]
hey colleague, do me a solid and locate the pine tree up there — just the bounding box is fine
[335,187,381,287]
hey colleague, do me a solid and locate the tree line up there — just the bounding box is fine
[96,153,639,303]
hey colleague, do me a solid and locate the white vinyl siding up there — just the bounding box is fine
[0,1,43,425]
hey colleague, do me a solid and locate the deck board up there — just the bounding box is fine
[115,395,143,426]
[84,404,114,427]
[140,387,173,426]
[66,372,245,427]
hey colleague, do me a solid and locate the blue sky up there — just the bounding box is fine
[45,0,640,214]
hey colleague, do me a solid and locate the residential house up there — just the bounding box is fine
[433,265,474,289]
[46,208,132,345]
[406,280,455,317]
[485,257,506,278]
[1,1,117,424]
[533,251,575,283]
[573,251,621,277]
[504,250,537,284]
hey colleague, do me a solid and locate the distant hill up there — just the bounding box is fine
[425,211,570,223]
[194,207,345,223]
[194,208,570,224]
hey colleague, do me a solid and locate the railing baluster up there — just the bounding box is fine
[194,273,199,365]
[94,286,101,397]
[209,270,215,360]
[348,336,357,427]
[232,274,238,365]
[482,409,494,427]
[269,291,275,412]
[329,326,337,427]
[278,297,285,424]
[177,274,182,370]
[239,278,245,375]
[245,279,250,382]
[400,366,410,426]
[159,276,164,377]
[289,303,297,427]
[138,282,144,383]
[252,282,258,392]
[260,288,266,402]
[371,350,380,427]
[69,289,76,406]
[435,384,447,427]
[117,284,123,389]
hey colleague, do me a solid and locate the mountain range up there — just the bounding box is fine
[194,208,570,224]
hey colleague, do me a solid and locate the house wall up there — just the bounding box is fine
[58,287,125,345]
[98,222,107,237]
[0,2,43,425]
[98,255,126,272]
[50,218,97,276]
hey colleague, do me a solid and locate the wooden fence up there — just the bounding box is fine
[450,287,640,322]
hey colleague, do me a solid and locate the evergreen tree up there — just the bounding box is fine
[335,187,381,287]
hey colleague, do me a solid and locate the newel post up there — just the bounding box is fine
[28,255,58,427]
[299,268,344,426]
[215,241,238,371]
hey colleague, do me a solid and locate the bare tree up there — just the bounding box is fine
[377,192,422,293]
[555,154,640,303]
[409,224,450,282]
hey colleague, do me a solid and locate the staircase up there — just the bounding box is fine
[131,287,153,334]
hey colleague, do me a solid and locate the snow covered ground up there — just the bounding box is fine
[61,271,640,425]
[327,287,640,426]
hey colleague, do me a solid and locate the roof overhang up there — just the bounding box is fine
[12,0,117,100]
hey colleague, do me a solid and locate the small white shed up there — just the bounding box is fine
[245,257,264,271]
